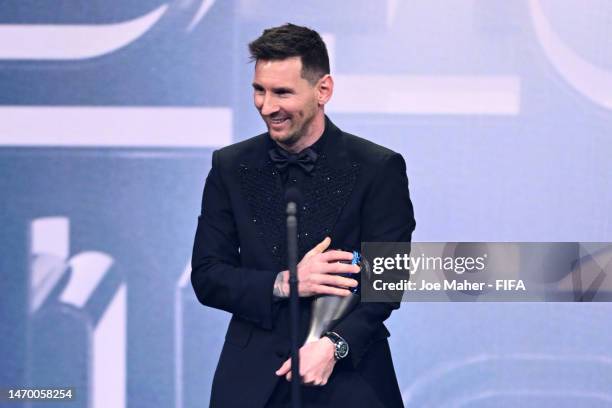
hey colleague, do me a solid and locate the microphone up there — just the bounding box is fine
[285,187,303,213]
[285,186,302,408]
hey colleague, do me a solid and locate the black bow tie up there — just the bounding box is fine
[268,147,318,174]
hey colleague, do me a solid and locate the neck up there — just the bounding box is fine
[276,112,325,154]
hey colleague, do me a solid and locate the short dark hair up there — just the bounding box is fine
[248,23,330,84]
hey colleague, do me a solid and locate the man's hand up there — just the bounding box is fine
[273,237,360,298]
[275,338,337,386]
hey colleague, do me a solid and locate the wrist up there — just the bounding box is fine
[321,337,336,360]
[281,270,289,293]
[273,270,290,298]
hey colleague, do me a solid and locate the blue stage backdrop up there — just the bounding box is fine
[1,1,611,407]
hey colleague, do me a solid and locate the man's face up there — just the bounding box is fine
[252,57,320,147]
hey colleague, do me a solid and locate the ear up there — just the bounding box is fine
[316,74,334,106]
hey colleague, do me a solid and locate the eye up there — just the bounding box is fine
[252,85,265,95]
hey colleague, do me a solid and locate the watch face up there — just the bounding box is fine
[337,341,349,358]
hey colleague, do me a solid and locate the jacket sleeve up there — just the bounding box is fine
[191,150,279,330]
[331,152,416,367]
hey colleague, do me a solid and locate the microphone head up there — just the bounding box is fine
[284,187,303,206]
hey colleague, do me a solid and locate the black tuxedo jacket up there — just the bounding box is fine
[191,117,415,407]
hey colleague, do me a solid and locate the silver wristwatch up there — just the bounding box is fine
[324,331,349,360]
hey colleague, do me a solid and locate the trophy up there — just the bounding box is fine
[304,251,370,344]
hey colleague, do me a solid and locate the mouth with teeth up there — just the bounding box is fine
[269,116,290,129]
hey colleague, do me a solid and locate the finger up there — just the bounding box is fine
[301,237,332,265]
[311,272,358,287]
[321,250,355,263]
[276,359,291,376]
[321,262,361,275]
[316,274,359,289]
[285,372,291,382]
[312,284,352,297]
[303,376,315,386]
[309,237,331,255]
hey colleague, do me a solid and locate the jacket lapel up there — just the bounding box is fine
[239,155,286,270]
[297,144,359,258]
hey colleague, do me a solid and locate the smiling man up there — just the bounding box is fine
[252,56,329,153]
[191,23,415,407]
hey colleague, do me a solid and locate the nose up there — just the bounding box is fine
[259,94,279,116]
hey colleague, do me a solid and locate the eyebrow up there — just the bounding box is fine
[251,83,294,94]
[272,87,293,94]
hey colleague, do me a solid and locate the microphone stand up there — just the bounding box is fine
[286,200,301,408]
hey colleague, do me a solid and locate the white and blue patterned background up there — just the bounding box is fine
[1,1,611,407]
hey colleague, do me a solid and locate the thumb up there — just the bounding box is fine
[276,359,291,376]
[306,237,331,258]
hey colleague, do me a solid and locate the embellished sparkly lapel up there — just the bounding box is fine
[239,148,286,270]
[296,120,360,261]
[239,118,360,270]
